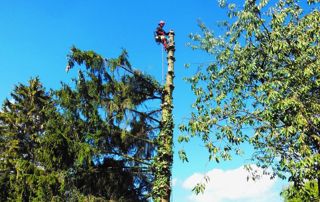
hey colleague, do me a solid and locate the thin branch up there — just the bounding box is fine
[113,62,163,91]
[108,151,152,166]
[128,108,161,124]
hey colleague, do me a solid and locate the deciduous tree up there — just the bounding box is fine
[182,0,320,198]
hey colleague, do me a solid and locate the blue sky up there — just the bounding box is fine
[0,1,286,201]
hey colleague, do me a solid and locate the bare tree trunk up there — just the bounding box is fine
[153,30,175,202]
[318,177,320,199]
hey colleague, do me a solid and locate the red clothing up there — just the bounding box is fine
[156,25,169,50]
[156,25,168,36]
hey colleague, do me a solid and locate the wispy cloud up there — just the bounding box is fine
[182,165,281,202]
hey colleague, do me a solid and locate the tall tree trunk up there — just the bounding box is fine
[318,177,320,199]
[153,30,175,202]
[316,142,320,198]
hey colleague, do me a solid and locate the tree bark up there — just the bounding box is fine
[318,177,320,199]
[154,30,175,202]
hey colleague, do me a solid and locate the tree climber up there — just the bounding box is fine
[155,20,169,50]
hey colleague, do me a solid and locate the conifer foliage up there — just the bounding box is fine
[0,78,62,201]
[0,47,162,201]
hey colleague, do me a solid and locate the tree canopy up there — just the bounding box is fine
[181,0,320,198]
[0,47,162,201]
[281,180,319,201]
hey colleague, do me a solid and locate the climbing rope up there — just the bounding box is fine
[161,45,165,85]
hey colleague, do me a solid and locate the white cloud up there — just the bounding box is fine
[182,165,280,202]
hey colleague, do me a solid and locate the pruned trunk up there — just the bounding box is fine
[153,30,175,202]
